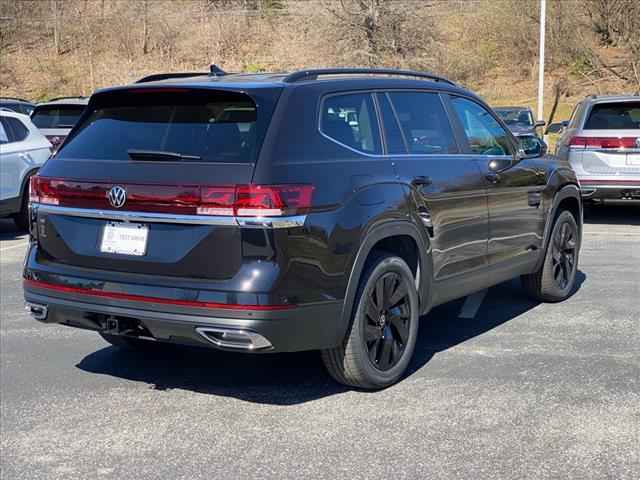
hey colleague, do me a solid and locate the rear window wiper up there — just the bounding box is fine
[127,149,202,162]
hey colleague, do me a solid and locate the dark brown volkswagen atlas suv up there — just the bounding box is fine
[24,67,583,389]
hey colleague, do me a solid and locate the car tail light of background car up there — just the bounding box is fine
[569,136,639,149]
[29,177,314,217]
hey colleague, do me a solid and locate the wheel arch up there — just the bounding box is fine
[535,182,583,272]
[338,220,433,341]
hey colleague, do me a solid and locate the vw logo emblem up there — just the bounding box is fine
[107,185,127,209]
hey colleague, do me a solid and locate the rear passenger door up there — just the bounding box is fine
[447,95,546,266]
[378,91,489,281]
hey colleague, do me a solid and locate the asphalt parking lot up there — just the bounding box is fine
[1,202,638,480]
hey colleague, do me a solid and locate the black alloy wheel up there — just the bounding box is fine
[551,221,577,290]
[364,272,412,371]
[321,254,420,389]
[521,210,580,302]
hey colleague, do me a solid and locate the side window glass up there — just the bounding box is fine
[0,119,10,144]
[388,92,458,154]
[321,93,381,155]
[376,93,407,154]
[5,117,28,142]
[450,97,513,156]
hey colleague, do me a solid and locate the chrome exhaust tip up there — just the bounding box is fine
[25,302,48,321]
[195,327,272,351]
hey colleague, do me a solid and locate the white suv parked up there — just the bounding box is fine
[554,95,640,202]
[0,110,51,229]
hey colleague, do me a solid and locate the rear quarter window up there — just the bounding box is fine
[56,90,270,164]
[2,117,29,142]
[320,93,382,155]
[584,102,640,130]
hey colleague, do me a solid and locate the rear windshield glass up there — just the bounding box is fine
[56,90,265,164]
[584,102,640,130]
[31,105,85,129]
[495,109,534,127]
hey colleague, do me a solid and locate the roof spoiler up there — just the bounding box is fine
[135,64,227,83]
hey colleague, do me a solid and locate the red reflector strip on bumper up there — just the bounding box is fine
[24,279,295,311]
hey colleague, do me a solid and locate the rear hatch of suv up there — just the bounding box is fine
[569,100,640,178]
[31,103,87,150]
[31,85,282,282]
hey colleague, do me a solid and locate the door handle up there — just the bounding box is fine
[411,176,432,188]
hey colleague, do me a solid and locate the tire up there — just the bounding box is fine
[522,210,580,302]
[11,189,29,231]
[99,333,156,350]
[322,254,420,389]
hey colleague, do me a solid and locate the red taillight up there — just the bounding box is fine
[569,136,637,149]
[235,185,314,216]
[31,178,314,217]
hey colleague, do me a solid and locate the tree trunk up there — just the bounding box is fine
[142,0,149,55]
[52,0,61,55]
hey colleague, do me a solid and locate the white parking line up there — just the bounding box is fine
[0,242,28,253]
[458,289,488,319]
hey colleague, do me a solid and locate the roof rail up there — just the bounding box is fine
[282,68,456,85]
[47,96,88,102]
[136,72,208,83]
[0,97,32,103]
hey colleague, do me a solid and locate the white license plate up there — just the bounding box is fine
[627,153,640,166]
[100,222,148,256]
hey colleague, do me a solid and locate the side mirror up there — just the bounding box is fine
[535,120,546,128]
[547,120,568,134]
[517,136,547,158]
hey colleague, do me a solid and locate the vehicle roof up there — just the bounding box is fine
[582,94,639,105]
[35,97,89,107]
[494,106,532,111]
[0,98,34,105]
[0,109,32,121]
[97,70,475,98]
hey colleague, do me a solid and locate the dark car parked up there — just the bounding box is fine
[30,96,88,152]
[23,67,583,389]
[495,106,545,137]
[0,97,35,115]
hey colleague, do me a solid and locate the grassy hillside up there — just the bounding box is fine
[1,0,637,129]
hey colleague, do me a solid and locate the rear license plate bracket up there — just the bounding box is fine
[100,221,149,256]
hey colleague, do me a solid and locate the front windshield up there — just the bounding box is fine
[496,109,534,127]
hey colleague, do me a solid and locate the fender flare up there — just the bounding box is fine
[535,182,582,272]
[338,220,434,341]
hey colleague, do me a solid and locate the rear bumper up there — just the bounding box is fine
[24,284,344,353]
[579,179,640,200]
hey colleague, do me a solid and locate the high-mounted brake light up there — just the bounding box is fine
[569,136,637,149]
[30,178,314,217]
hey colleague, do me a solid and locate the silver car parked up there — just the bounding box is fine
[553,94,640,202]
[0,110,51,229]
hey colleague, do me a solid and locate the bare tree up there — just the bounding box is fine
[51,0,63,55]
[142,0,149,55]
